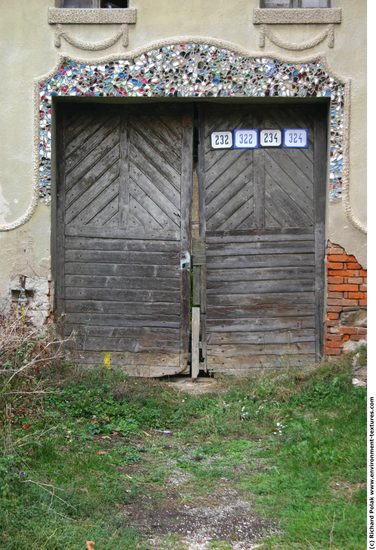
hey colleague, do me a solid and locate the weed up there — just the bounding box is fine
[357,343,367,367]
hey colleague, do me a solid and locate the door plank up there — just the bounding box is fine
[65,275,180,290]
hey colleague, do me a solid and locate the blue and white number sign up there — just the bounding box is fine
[234,129,258,149]
[283,128,308,148]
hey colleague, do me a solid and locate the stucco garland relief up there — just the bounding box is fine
[259,24,335,51]
[0,38,365,235]
[54,23,129,51]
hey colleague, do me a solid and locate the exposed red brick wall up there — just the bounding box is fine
[325,241,367,356]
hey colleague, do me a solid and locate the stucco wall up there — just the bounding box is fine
[0,0,366,315]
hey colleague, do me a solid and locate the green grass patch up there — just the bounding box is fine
[0,355,366,549]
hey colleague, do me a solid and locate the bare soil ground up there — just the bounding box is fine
[166,377,225,396]
[124,473,275,549]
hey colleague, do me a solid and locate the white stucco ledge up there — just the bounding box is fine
[48,8,137,25]
[253,8,342,25]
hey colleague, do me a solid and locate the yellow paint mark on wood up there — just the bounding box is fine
[21,306,26,322]
[103,352,111,370]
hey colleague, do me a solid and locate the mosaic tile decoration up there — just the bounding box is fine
[39,43,345,200]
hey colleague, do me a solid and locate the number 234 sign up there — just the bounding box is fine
[210,128,308,149]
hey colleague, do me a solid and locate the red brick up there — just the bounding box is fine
[332,270,359,278]
[339,327,354,334]
[346,262,362,269]
[360,284,367,292]
[326,340,343,348]
[326,320,339,327]
[327,262,343,269]
[328,284,359,292]
[327,312,339,320]
[326,305,342,312]
[328,254,355,262]
[342,335,350,342]
[349,334,367,341]
[347,277,363,284]
[326,332,341,340]
[327,251,345,258]
[339,327,367,335]
[327,299,358,306]
[328,291,343,299]
[348,292,366,299]
[327,276,344,284]
[359,270,367,277]
[359,299,367,306]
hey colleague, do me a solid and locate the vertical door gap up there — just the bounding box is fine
[190,105,206,376]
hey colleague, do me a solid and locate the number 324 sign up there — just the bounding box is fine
[283,129,308,148]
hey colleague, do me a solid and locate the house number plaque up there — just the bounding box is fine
[210,131,233,149]
[283,128,308,148]
[233,129,259,149]
[260,129,282,147]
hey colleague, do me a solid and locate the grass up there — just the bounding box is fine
[0,354,366,549]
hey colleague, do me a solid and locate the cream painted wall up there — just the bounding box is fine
[0,0,367,314]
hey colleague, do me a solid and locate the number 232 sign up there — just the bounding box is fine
[211,131,233,149]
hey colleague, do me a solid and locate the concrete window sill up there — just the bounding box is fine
[48,7,137,24]
[253,8,342,25]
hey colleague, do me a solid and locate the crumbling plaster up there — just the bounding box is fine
[0,204,51,322]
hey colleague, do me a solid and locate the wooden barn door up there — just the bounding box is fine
[55,104,193,376]
[198,103,327,373]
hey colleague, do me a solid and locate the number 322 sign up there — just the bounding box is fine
[234,129,258,149]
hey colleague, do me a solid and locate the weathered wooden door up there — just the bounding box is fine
[198,103,327,373]
[55,104,193,376]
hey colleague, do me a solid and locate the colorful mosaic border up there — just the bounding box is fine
[38,43,346,203]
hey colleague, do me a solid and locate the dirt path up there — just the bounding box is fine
[124,478,274,549]
[117,378,277,548]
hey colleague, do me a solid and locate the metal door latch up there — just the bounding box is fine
[180,251,191,270]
